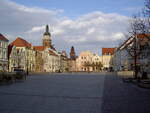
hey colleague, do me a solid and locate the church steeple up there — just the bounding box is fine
[44,25,51,36]
[70,46,76,60]
[43,25,52,48]
[46,25,49,32]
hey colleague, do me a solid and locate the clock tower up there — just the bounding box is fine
[43,25,52,48]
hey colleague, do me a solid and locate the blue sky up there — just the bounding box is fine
[0,0,145,55]
[11,0,144,18]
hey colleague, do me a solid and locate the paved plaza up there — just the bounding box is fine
[0,73,150,113]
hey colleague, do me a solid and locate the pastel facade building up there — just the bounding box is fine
[33,46,44,72]
[9,37,36,72]
[0,34,9,72]
[42,48,60,72]
[92,54,103,71]
[76,51,102,72]
[8,45,18,72]
[60,51,69,72]
[102,48,115,70]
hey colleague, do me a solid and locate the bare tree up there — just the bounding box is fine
[124,0,150,79]
[124,15,144,79]
[142,0,150,34]
[143,0,150,17]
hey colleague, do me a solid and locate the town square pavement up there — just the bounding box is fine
[0,73,150,113]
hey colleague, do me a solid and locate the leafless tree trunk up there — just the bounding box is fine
[125,0,150,79]
[125,16,143,79]
[142,0,150,34]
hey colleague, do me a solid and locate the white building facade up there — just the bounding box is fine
[0,34,9,72]
[9,37,36,72]
[102,48,115,71]
[76,51,102,72]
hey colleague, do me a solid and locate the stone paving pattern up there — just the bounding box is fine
[102,74,150,113]
[0,74,105,113]
[0,73,150,113]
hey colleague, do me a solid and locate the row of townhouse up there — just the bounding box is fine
[68,46,116,72]
[0,25,69,73]
[112,34,150,72]
[76,51,102,72]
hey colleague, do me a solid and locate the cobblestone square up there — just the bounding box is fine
[0,73,150,113]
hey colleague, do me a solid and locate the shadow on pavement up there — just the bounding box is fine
[101,74,150,113]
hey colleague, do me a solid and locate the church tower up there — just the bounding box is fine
[70,46,76,60]
[43,25,52,48]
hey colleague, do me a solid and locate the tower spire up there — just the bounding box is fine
[46,25,49,33]
[44,24,51,36]
[43,25,52,48]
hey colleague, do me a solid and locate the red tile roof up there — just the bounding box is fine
[10,37,31,47]
[0,34,9,42]
[136,33,150,39]
[118,33,150,50]
[102,48,115,55]
[34,46,45,51]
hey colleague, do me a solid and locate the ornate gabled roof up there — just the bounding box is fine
[136,33,150,39]
[10,37,31,47]
[0,33,9,42]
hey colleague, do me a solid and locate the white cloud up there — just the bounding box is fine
[27,26,45,33]
[87,28,95,34]
[112,32,125,41]
[52,28,65,35]
[0,0,130,55]
[6,0,62,14]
